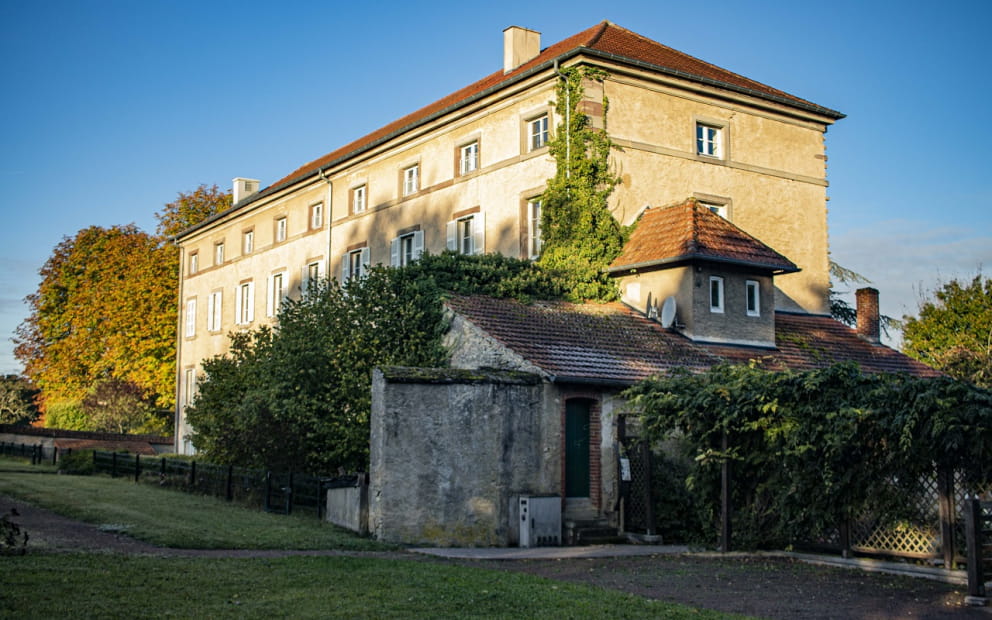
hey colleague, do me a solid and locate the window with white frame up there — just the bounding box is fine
[746,280,760,317]
[214,242,225,266]
[352,185,366,214]
[243,230,254,255]
[183,368,196,408]
[310,203,323,229]
[390,230,424,267]
[184,298,196,338]
[188,252,198,275]
[696,122,723,158]
[527,199,543,259]
[403,164,419,196]
[267,271,287,317]
[275,217,287,243]
[207,290,222,332]
[446,212,485,255]
[301,260,325,296]
[529,114,549,150]
[709,276,725,313]
[459,141,479,174]
[700,200,728,219]
[341,247,370,283]
[235,281,254,325]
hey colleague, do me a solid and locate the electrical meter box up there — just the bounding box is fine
[518,495,561,547]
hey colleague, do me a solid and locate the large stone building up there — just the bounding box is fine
[174,21,843,452]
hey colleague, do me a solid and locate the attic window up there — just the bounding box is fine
[709,276,724,313]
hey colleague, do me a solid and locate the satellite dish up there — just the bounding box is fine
[660,296,677,328]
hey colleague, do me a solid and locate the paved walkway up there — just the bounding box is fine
[410,543,689,560]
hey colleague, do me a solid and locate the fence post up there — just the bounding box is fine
[839,521,851,559]
[189,461,196,488]
[111,451,118,478]
[964,498,987,601]
[265,471,272,511]
[720,431,732,553]
[134,454,141,482]
[937,468,956,569]
[226,465,234,502]
[52,446,58,466]
[286,472,294,515]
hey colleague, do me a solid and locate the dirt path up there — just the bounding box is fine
[3,494,989,618]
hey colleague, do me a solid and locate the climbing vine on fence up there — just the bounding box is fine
[624,362,992,548]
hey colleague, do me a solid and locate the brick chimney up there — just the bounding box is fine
[855,287,880,344]
[503,26,540,73]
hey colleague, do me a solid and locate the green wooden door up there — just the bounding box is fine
[565,400,591,498]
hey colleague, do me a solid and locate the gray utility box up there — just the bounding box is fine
[518,495,562,547]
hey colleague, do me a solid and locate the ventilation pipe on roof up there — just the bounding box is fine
[503,26,540,73]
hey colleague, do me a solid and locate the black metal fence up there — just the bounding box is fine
[0,441,356,520]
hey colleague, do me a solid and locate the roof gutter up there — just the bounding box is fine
[608,253,800,275]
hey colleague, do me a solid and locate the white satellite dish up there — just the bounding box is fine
[660,296,677,328]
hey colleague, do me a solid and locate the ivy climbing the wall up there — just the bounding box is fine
[538,65,627,302]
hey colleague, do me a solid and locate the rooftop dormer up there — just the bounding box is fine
[608,198,799,347]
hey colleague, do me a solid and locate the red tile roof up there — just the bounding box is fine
[446,295,938,384]
[183,21,841,236]
[610,199,799,274]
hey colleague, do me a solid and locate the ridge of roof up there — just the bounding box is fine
[179,22,843,239]
[609,198,799,274]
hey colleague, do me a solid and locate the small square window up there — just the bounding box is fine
[746,280,760,317]
[403,165,419,196]
[214,242,225,266]
[709,276,724,313]
[352,185,366,214]
[529,114,549,150]
[243,230,254,255]
[275,217,287,243]
[459,142,478,174]
[700,201,728,219]
[310,203,323,229]
[696,123,723,158]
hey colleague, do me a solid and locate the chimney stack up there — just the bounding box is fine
[503,26,540,74]
[855,287,880,344]
[233,177,260,204]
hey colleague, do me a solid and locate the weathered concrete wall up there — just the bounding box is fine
[369,367,551,546]
[325,478,368,535]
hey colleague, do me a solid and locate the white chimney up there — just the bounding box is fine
[503,26,541,73]
[232,177,260,204]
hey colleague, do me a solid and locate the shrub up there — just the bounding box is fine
[58,449,95,475]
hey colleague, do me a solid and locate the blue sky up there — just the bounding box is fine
[2,0,990,374]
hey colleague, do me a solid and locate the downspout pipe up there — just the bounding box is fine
[553,59,570,181]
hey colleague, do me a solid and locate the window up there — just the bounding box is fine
[275,217,287,243]
[403,164,419,196]
[459,141,478,174]
[242,230,254,255]
[390,230,424,267]
[184,298,196,338]
[696,123,723,158]
[527,199,543,259]
[700,201,727,219]
[207,291,222,332]
[310,203,323,229]
[529,114,549,150]
[188,252,199,275]
[235,281,255,325]
[746,280,760,317]
[301,260,325,296]
[352,185,366,214]
[267,271,286,317]
[709,276,724,313]
[446,212,485,255]
[341,247,370,282]
[214,242,225,266]
[183,368,196,408]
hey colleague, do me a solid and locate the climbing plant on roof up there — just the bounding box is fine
[538,65,627,302]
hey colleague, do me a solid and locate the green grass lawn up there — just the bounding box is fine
[0,554,737,619]
[0,460,382,550]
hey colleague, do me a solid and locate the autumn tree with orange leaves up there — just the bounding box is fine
[14,185,230,433]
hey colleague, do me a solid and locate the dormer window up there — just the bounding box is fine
[709,276,724,313]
